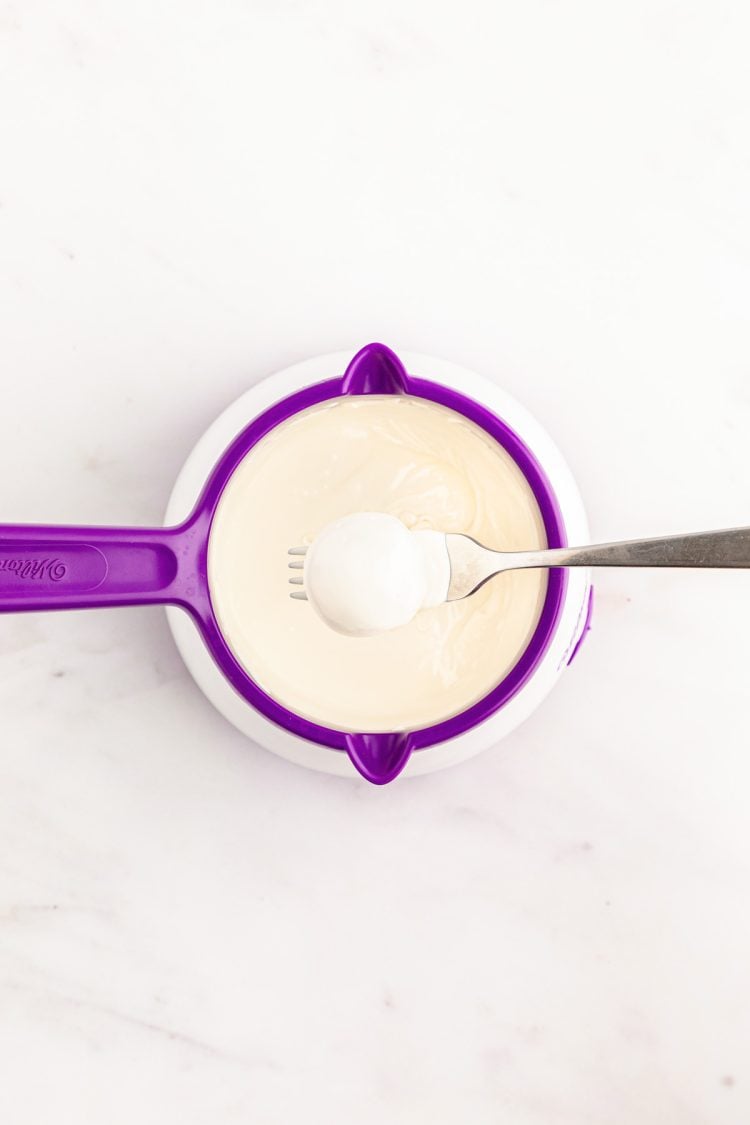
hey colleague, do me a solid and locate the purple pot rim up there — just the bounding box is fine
[186,344,569,756]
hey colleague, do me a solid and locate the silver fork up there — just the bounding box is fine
[289,526,750,603]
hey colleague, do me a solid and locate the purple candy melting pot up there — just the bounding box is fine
[0,344,570,785]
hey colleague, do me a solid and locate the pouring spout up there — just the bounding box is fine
[340,342,411,397]
[345,731,414,784]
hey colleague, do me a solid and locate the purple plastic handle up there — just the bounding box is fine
[0,344,568,785]
[0,525,189,613]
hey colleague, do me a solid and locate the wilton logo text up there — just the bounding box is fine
[0,558,67,582]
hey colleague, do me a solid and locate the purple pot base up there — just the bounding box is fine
[567,587,594,667]
[0,344,570,785]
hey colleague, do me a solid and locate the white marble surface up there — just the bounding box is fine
[1,2,750,1121]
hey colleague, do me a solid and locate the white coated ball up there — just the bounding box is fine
[305,512,427,637]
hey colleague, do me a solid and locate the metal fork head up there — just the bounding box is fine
[445,533,507,602]
[288,535,506,607]
[288,546,308,600]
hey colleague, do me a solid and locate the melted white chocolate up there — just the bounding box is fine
[208,395,548,732]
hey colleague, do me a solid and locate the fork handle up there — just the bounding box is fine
[513,527,750,570]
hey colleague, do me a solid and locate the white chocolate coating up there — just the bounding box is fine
[207,395,547,732]
[304,513,450,636]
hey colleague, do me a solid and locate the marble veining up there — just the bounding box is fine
[1,1,750,1122]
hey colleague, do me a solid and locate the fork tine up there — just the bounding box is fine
[289,546,308,600]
